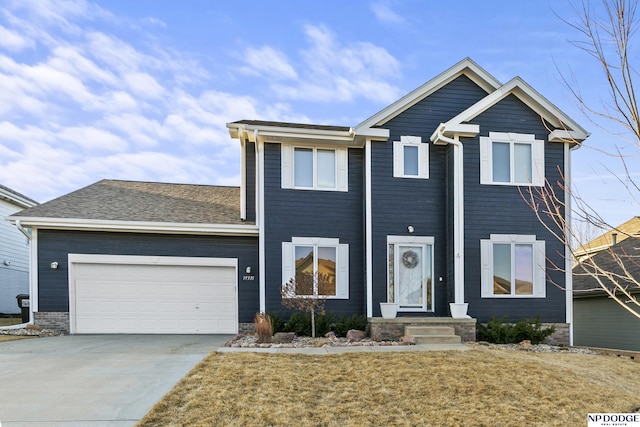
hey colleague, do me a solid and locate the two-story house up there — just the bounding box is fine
[8,59,588,343]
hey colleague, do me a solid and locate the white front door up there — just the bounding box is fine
[388,236,434,312]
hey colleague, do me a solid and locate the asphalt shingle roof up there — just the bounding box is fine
[10,179,248,225]
[573,236,640,295]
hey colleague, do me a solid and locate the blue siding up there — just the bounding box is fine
[263,144,365,316]
[245,142,256,223]
[463,94,567,323]
[37,230,259,322]
[370,75,490,316]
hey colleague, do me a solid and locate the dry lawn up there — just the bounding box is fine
[0,317,22,327]
[138,346,640,427]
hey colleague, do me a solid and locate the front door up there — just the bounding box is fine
[388,236,434,312]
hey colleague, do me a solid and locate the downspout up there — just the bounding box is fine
[434,125,469,318]
[15,220,32,240]
[255,129,266,313]
[565,143,574,346]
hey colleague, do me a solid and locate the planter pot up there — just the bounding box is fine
[380,303,398,319]
[450,302,470,319]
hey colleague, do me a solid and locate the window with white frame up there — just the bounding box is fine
[281,145,348,191]
[393,135,429,179]
[282,237,349,298]
[480,234,546,298]
[479,132,544,186]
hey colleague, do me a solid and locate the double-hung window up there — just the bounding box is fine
[480,132,544,186]
[281,145,348,191]
[282,237,349,298]
[480,234,546,298]
[393,135,429,178]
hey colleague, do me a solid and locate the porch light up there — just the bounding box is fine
[407,226,415,234]
[50,262,59,269]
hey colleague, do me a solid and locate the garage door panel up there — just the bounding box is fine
[71,257,238,334]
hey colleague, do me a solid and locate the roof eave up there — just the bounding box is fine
[227,122,363,147]
[7,217,259,236]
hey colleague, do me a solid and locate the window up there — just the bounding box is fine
[480,234,546,298]
[282,237,349,298]
[281,145,348,191]
[480,132,544,186]
[393,135,429,179]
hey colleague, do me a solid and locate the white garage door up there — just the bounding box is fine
[69,254,238,334]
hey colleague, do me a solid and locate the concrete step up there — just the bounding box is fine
[413,334,462,344]
[405,326,456,336]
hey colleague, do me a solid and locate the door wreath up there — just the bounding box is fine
[402,250,419,269]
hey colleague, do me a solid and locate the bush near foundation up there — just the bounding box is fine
[477,316,555,345]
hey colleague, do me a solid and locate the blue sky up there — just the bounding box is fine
[0,0,635,231]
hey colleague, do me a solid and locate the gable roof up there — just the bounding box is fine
[356,58,502,138]
[574,216,640,260]
[0,184,38,209]
[573,235,640,296]
[9,180,257,235]
[433,77,589,144]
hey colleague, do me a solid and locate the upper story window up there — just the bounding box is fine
[281,144,348,191]
[393,135,429,179]
[479,132,544,186]
[282,237,349,299]
[480,234,546,298]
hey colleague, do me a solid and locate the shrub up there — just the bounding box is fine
[284,312,312,337]
[477,316,555,345]
[332,314,368,337]
[267,311,287,334]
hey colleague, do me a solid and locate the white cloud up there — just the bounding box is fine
[58,126,128,152]
[370,2,407,26]
[124,72,165,98]
[267,24,401,104]
[0,24,33,51]
[242,46,297,79]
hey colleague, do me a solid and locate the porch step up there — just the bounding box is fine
[405,326,462,344]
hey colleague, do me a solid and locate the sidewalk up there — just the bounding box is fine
[217,342,471,354]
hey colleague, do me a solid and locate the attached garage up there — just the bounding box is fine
[69,254,238,334]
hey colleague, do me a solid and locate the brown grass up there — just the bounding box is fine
[137,347,640,427]
[0,335,34,342]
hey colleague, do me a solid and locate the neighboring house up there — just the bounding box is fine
[0,185,38,314]
[8,58,589,342]
[573,216,640,263]
[573,226,640,351]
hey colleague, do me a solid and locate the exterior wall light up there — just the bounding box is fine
[50,261,59,269]
[407,226,415,234]
[245,266,252,274]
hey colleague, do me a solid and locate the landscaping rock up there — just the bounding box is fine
[400,336,416,345]
[346,329,366,342]
[518,340,532,349]
[324,331,337,340]
[272,332,296,343]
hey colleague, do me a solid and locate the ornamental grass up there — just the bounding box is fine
[137,346,640,427]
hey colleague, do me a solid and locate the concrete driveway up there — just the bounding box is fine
[0,334,233,426]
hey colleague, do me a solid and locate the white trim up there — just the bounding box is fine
[257,138,266,312]
[442,78,589,142]
[365,138,373,317]
[227,122,361,147]
[67,254,238,335]
[281,145,348,192]
[282,237,349,299]
[479,132,545,187]
[393,136,429,179]
[0,187,37,209]
[356,58,501,133]
[29,228,38,315]
[565,143,574,345]
[480,234,546,298]
[8,217,258,236]
[386,235,435,312]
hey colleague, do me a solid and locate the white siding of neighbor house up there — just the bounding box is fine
[0,199,30,313]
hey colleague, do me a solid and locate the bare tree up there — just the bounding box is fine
[526,0,640,318]
[280,272,330,338]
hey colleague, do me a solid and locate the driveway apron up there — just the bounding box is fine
[0,334,232,426]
